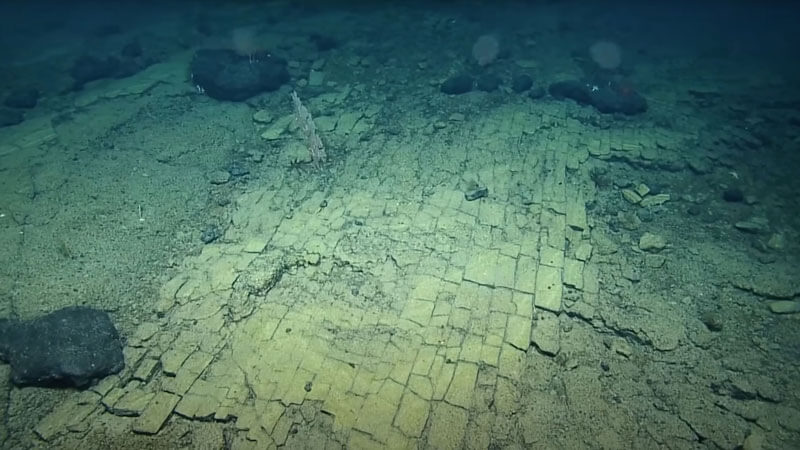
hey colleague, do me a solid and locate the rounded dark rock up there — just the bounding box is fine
[476,74,501,92]
[723,188,744,203]
[528,86,546,100]
[511,74,533,93]
[0,108,24,127]
[440,74,473,95]
[4,88,39,109]
[310,33,338,51]
[548,79,647,115]
[190,48,289,101]
[0,307,124,387]
[686,204,703,216]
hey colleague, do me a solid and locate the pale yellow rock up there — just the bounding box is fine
[480,344,501,366]
[252,110,273,124]
[162,351,214,395]
[160,342,195,375]
[261,116,293,141]
[534,264,563,312]
[271,413,294,446]
[155,274,188,313]
[243,238,268,253]
[321,390,363,429]
[175,379,227,419]
[505,315,531,350]
[566,192,588,231]
[539,245,564,268]
[459,334,482,363]
[35,395,100,441]
[515,59,539,68]
[305,381,330,402]
[348,432,383,449]
[621,189,642,204]
[130,322,160,345]
[133,358,160,382]
[389,353,416,385]
[514,256,538,294]
[587,138,610,156]
[495,254,517,289]
[574,241,593,261]
[512,292,534,318]
[355,380,404,442]
[768,301,800,314]
[448,307,470,330]
[349,368,375,397]
[408,374,433,400]
[620,142,642,152]
[640,146,660,161]
[639,232,667,252]
[634,183,651,197]
[489,288,515,315]
[410,275,441,301]
[336,111,363,135]
[101,387,126,410]
[401,299,435,326]
[303,252,321,265]
[497,343,524,380]
[611,339,633,358]
[132,391,181,435]
[256,400,285,437]
[464,248,499,286]
[445,362,478,409]
[742,429,766,450]
[767,233,786,250]
[583,263,600,294]
[0,116,57,156]
[394,390,429,437]
[430,356,456,400]
[531,312,561,356]
[640,193,671,207]
[563,258,584,289]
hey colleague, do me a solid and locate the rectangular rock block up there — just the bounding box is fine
[445,362,478,409]
[563,258,584,289]
[566,192,588,231]
[514,255,537,294]
[534,265,563,312]
[133,391,181,435]
[463,248,498,287]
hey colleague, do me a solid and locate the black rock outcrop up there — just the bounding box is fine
[190,49,289,101]
[548,79,647,115]
[0,306,124,387]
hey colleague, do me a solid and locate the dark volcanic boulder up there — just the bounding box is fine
[476,74,501,92]
[0,306,124,387]
[440,74,473,95]
[4,88,40,109]
[190,48,289,101]
[590,85,648,115]
[70,54,122,89]
[0,108,24,128]
[511,74,533,93]
[549,79,647,115]
[69,41,154,91]
[549,80,592,104]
